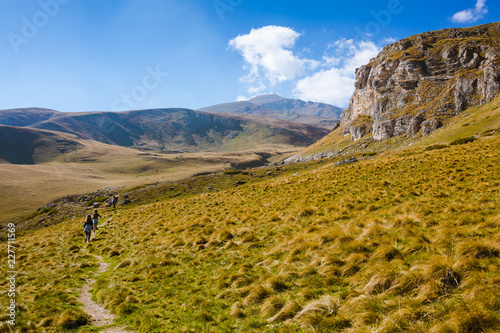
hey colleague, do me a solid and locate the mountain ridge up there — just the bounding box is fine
[199,94,341,129]
[248,94,341,119]
[0,107,330,163]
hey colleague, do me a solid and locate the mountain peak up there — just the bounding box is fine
[247,94,286,104]
[200,95,342,129]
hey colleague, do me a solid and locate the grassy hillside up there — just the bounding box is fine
[0,138,299,223]
[0,125,82,164]
[2,127,499,332]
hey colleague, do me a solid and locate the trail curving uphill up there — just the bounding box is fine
[78,251,132,333]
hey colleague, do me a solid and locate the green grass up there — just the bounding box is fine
[86,196,108,207]
[22,206,57,221]
[222,169,243,175]
[3,132,499,332]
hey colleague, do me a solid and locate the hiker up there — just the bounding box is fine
[84,215,93,243]
[92,209,102,233]
[112,195,118,208]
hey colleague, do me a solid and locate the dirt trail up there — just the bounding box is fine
[78,242,132,332]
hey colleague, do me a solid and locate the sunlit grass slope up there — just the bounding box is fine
[2,132,499,332]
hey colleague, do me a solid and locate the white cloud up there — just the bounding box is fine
[451,0,488,23]
[294,40,380,107]
[322,55,341,67]
[229,26,316,94]
[236,95,248,102]
[230,27,382,107]
[294,69,355,107]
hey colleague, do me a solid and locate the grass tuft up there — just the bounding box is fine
[37,317,53,327]
[56,310,88,330]
[230,302,246,318]
[115,259,133,270]
[261,296,286,318]
[424,144,448,151]
[268,301,302,323]
[264,275,289,292]
[243,283,271,305]
[456,241,500,259]
[108,249,121,257]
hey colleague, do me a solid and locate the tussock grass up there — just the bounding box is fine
[230,301,246,318]
[243,283,271,305]
[57,309,89,329]
[456,240,500,259]
[268,301,302,322]
[261,296,286,317]
[2,133,499,332]
[294,295,340,319]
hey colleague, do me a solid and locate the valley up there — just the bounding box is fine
[0,104,331,223]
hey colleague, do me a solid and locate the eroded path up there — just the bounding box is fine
[78,244,132,332]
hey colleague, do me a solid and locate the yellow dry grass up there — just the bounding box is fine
[2,131,498,332]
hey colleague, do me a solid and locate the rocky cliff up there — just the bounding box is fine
[341,22,500,141]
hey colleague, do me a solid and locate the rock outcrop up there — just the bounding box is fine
[341,22,500,141]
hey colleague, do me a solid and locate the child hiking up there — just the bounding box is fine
[84,215,93,243]
[92,209,102,233]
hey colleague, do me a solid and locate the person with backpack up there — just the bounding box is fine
[92,209,102,233]
[112,195,118,208]
[84,215,93,243]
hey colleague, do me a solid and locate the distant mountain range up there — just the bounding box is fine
[199,94,342,129]
[0,107,330,164]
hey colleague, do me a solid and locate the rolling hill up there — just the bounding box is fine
[0,107,61,127]
[0,125,82,164]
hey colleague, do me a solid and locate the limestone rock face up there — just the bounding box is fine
[341,23,500,141]
[421,119,443,136]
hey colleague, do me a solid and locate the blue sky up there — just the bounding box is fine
[0,0,498,112]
